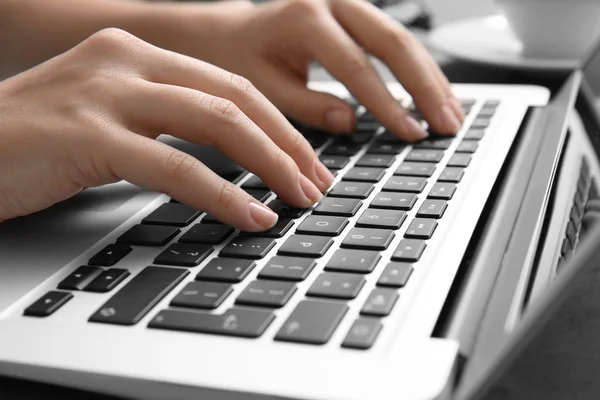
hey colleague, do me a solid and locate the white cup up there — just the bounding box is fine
[497,0,600,59]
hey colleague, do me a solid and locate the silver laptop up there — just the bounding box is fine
[1,36,599,400]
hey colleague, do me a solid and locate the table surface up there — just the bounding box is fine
[0,1,573,399]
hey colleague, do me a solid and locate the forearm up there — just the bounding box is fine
[0,0,246,78]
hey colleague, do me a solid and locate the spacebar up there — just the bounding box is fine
[89,266,188,326]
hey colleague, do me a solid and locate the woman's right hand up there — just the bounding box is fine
[0,28,333,231]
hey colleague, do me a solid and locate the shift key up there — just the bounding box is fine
[90,266,188,326]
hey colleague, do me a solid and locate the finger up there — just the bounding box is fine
[299,12,428,141]
[258,62,356,135]
[134,44,333,191]
[126,81,323,208]
[106,131,279,232]
[330,0,463,134]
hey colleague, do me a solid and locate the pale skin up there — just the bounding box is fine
[0,0,463,231]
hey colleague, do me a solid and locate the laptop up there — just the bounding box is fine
[1,34,600,400]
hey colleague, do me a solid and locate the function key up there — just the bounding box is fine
[438,167,464,183]
[240,218,294,238]
[196,258,255,283]
[341,318,382,350]
[413,138,453,150]
[117,224,180,247]
[296,215,349,236]
[392,239,426,262]
[241,175,268,190]
[456,141,478,153]
[377,262,414,288]
[24,291,73,317]
[220,237,276,259]
[428,183,457,200]
[447,154,472,168]
[471,118,490,129]
[236,280,297,308]
[361,288,399,316]
[84,269,130,293]
[404,149,444,163]
[278,235,334,258]
[246,189,272,203]
[405,218,437,239]
[328,181,374,199]
[461,99,476,108]
[355,154,396,168]
[394,162,436,177]
[343,167,386,183]
[477,108,496,118]
[57,266,103,291]
[322,141,362,156]
[179,224,234,245]
[267,199,307,219]
[275,300,348,345]
[341,228,395,251]
[88,244,132,267]
[416,200,448,219]
[356,209,406,230]
[382,176,427,193]
[483,99,500,108]
[142,203,200,227]
[307,272,366,299]
[154,243,213,267]
[367,142,405,154]
[150,308,274,338]
[325,249,381,273]
[313,197,362,217]
[258,256,316,281]
[319,155,350,170]
[370,192,417,210]
[464,129,484,140]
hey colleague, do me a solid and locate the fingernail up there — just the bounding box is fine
[440,105,461,133]
[403,115,429,141]
[248,201,278,229]
[299,173,323,204]
[325,109,352,134]
[314,159,335,188]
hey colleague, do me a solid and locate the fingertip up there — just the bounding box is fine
[434,105,461,135]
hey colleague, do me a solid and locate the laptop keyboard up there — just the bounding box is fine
[23,98,503,349]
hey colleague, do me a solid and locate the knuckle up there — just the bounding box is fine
[207,97,241,124]
[216,179,239,209]
[228,73,258,100]
[385,26,415,51]
[164,151,197,182]
[343,54,370,78]
[287,130,311,159]
[285,0,322,17]
[84,28,139,52]
[273,149,296,176]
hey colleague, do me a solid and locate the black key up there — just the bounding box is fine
[377,130,404,143]
[142,203,200,227]
[179,224,234,245]
[464,129,484,140]
[471,118,490,129]
[328,181,374,199]
[319,155,350,170]
[405,218,437,239]
[84,269,130,293]
[414,138,453,150]
[200,214,224,225]
[370,192,417,210]
[341,228,395,250]
[170,281,232,309]
[377,262,414,287]
[118,224,180,247]
[456,141,478,153]
[368,142,405,154]
[304,131,329,149]
[322,141,362,156]
[438,167,464,183]
[345,132,375,144]
[484,99,500,108]
[196,258,255,283]
[356,209,406,229]
[267,199,307,219]
[258,256,316,281]
[355,154,396,168]
[246,189,272,203]
[307,272,365,299]
[447,154,471,168]
[361,288,399,316]
[240,218,294,238]
[275,300,348,345]
[88,244,132,267]
[383,176,427,193]
[313,198,362,217]
[220,237,276,259]
[241,175,268,190]
[278,235,334,257]
[296,215,349,236]
[392,239,426,262]
[342,318,382,350]
[343,167,386,183]
[566,220,577,247]
[428,183,456,200]
[325,249,381,273]
[236,280,297,308]
[570,205,583,227]
[154,243,213,267]
[57,266,104,290]
[150,308,274,338]
[90,266,188,326]
[355,121,380,133]
[24,291,73,317]
[394,162,436,177]
[417,200,447,219]
[404,149,444,163]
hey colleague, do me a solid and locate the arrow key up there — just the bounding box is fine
[24,291,73,317]
[57,266,104,290]
[360,288,399,316]
[84,269,130,293]
[89,243,132,266]
[392,239,426,262]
